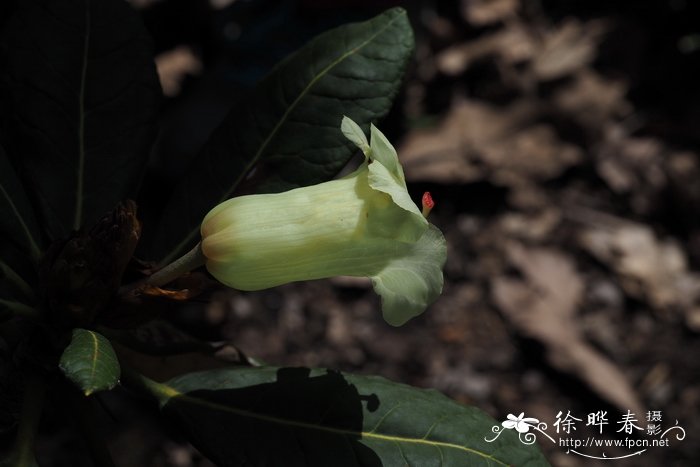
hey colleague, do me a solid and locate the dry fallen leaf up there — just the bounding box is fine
[400,100,581,186]
[155,46,203,97]
[553,70,631,127]
[438,15,605,86]
[492,243,644,415]
[532,19,607,80]
[400,100,506,184]
[579,221,700,311]
[596,125,665,195]
[499,208,561,242]
[483,124,582,185]
[436,23,534,76]
[462,0,520,26]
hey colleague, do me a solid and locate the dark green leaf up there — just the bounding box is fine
[0,243,37,317]
[151,8,414,265]
[0,371,44,467]
[0,145,41,261]
[0,260,32,301]
[1,0,160,240]
[144,367,549,467]
[0,300,37,322]
[59,329,120,396]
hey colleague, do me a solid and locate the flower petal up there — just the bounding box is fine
[370,123,405,183]
[368,159,425,224]
[342,118,424,224]
[370,225,446,326]
[515,422,531,433]
[341,116,370,156]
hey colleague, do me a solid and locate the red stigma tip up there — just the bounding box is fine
[422,192,434,217]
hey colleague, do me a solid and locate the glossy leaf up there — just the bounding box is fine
[0,145,41,261]
[1,0,159,240]
[151,8,414,265]
[59,329,120,396]
[142,367,549,467]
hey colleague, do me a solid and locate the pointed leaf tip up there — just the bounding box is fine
[59,329,121,396]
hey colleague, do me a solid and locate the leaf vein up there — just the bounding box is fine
[166,388,508,465]
[158,11,406,264]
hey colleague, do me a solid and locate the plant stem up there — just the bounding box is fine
[119,364,174,404]
[0,260,34,300]
[11,371,46,466]
[145,242,206,288]
[0,299,39,320]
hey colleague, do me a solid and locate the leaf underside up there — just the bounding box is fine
[59,328,120,396]
[151,367,549,467]
[151,7,414,265]
[1,0,160,240]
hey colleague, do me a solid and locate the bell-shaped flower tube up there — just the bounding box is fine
[200,117,446,325]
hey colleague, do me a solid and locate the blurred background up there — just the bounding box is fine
[50,0,700,465]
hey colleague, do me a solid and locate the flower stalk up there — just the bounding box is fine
[145,242,206,288]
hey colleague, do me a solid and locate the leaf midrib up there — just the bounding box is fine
[85,330,99,395]
[156,383,507,465]
[159,12,405,266]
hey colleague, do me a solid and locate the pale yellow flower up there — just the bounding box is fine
[201,117,446,325]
